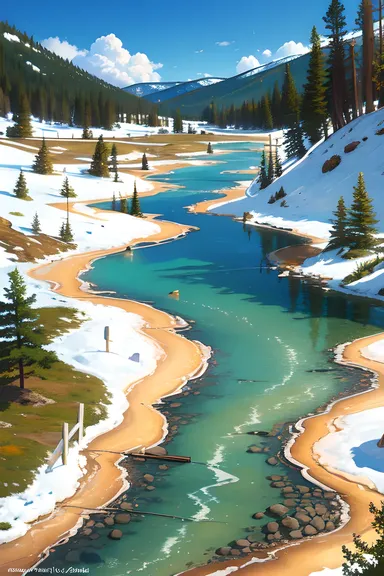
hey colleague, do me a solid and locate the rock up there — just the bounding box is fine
[267,531,281,542]
[324,492,335,499]
[313,490,323,498]
[282,516,300,530]
[271,481,285,488]
[268,475,283,481]
[247,534,260,543]
[314,504,328,516]
[266,522,279,534]
[310,516,325,531]
[104,517,114,526]
[303,525,318,536]
[304,507,316,518]
[301,499,312,507]
[65,550,81,563]
[146,486,156,491]
[230,549,241,556]
[295,513,311,525]
[253,512,265,519]
[236,539,251,548]
[129,353,140,362]
[289,530,303,540]
[120,502,133,511]
[297,485,310,494]
[115,514,131,524]
[268,504,289,517]
[283,499,298,508]
[266,457,278,466]
[83,528,92,536]
[282,486,294,494]
[94,522,105,528]
[109,529,123,540]
[86,520,95,527]
[325,521,335,532]
[89,533,100,540]
[242,547,251,554]
[144,474,155,483]
[170,402,181,408]
[247,445,263,453]
[216,547,231,556]
[159,464,168,470]
[147,446,167,456]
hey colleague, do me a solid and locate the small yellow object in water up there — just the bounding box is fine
[169,290,180,300]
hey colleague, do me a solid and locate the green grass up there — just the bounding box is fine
[0,307,111,497]
[0,522,11,530]
[342,256,384,285]
[9,211,24,217]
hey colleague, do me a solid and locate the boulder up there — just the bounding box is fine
[289,530,303,540]
[304,507,316,518]
[324,492,335,500]
[303,525,318,536]
[147,446,167,456]
[159,464,168,470]
[120,502,133,511]
[284,499,298,508]
[83,528,92,536]
[266,457,278,466]
[89,533,100,540]
[247,445,263,453]
[325,521,336,532]
[144,474,154,483]
[301,499,312,507]
[271,481,285,488]
[230,549,241,556]
[310,516,325,531]
[146,485,156,491]
[253,512,265,519]
[236,539,251,548]
[104,517,114,526]
[282,516,300,530]
[344,141,360,153]
[297,485,310,494]
[282,486,294,494]
[115,514,131,524]
[295,513,311,525]
[268,504,289,517]
[247,534,260,543]
[86,520,95,527]
[314,504,328,516]
[109,529,123,540]
[216,547,231,556]
[94,522,105,528]
[266,522,279,534]
[268,475,283,482]
[267,531,281,541]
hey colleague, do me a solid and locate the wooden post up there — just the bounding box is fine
[77,403,84,445]
[104,326,110,353]
[62,422,69,465]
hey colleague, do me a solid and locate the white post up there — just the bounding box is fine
[62,422,69,465]
[104,326,110,353]
[77,403,84,445]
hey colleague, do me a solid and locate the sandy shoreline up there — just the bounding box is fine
[0,214,207,573]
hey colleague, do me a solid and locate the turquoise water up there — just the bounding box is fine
[39,144,384,575]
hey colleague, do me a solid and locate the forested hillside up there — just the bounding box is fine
[0,21,154,129]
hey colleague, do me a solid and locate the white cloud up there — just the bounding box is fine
[275,40,309,59]
[203,73,211,77]
[262,49,272,58]
[41,37,87,61]
[195,49,204,53]
[216,41,232,47]
[42,33,162,87]
[236,55,261,74]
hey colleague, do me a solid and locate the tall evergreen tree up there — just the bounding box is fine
[275,149,283,178]
[6,92,33,138]
[302,26,329,144]
[31,212,41,234]
[323,0,350,131]
[271,81,283,128]
[110,143,119,181]
[13,170,30,200]
[89,135,110,177]
[32,138,53,175]
[261,94,273,130]
[59,219,74,243]
[281,63,300,127]
[0,269,57,389]
[326,196,349,250]
[258,150,269,190]
[267,148,274,184]
[141,153,149,170]
[173,109,183,133]
[348,172,378,252]
[284,123,306,159]
[131,181,142,216]
[60,176,76,198]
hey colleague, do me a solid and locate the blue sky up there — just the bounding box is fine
[3,0,362,86]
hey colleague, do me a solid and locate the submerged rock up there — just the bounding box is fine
[216,547,231,556]
[268,504,289,517]
[109,529,123,540]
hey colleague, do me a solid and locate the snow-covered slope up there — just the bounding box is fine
[214,108,384,299]
[123,81,183,98]
[143,77,225,103]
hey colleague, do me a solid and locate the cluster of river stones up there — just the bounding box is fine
[215,473,342,558]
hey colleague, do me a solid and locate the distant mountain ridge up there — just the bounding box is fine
[124,77,225,104]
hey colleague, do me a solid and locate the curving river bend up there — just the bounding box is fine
[38,143,384,575]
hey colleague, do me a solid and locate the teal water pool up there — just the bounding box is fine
[38,144,384,576]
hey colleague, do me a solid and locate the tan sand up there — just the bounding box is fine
[182,332,384,576]
[0,217,206,574]
[189,186,248,214]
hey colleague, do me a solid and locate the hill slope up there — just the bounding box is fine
[214,108,384,299]
[143,77,225,103]
[123,82,183,98]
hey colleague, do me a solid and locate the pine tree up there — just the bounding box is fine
[267,148,274,184]
[110,143,119,181]
[281,63,300,127]
[173,109,183,133]
[302,26,329,145]
[60,176,76,198]
[141,153,149,170]
[258,150,269,190]
[207,142,213,154]
[82,125,93,139]
[284,124,306,159]
[271,81,283,128]
[6,92,33,138]
[32,138,53,175]
[89,135,110,177]
[59,219,74,243]
[326,196,348,250]
[13,170,30,200]
[0,269,57,388]
[112,192,116,211]
[275,149,283,178]
[323,0,350,131]
[348,172,378,252]
[130,181,142,216]
[261,94,273,130]
[31,212,41,234]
